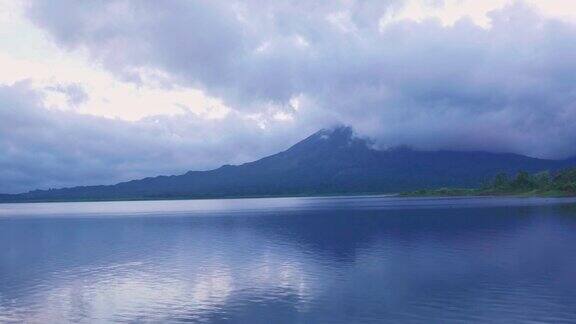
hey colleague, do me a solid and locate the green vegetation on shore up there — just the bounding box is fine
[402,167,576,197]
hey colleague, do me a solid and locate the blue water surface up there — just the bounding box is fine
[1,196,576,323]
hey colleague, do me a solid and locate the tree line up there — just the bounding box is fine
[485,168,576,194]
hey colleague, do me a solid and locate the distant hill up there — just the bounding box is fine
[2,126,575,202]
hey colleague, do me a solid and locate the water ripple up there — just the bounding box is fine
[1,196,576,322]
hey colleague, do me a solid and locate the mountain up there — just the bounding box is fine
[2,126,575,202]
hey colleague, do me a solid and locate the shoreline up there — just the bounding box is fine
[400,189,576,198]
[2,190,575,205]
[0,192,400,205]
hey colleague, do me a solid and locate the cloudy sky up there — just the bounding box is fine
[1,0,576,193]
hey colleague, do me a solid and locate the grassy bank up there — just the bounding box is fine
[402,168,576,197]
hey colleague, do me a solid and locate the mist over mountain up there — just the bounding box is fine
[2,126,574,203]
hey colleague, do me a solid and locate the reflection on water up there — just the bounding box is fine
[1,196,576,323]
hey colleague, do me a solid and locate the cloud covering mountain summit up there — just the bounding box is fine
[26,0,576,158]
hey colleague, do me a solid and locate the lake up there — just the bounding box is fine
[1,196,576,323]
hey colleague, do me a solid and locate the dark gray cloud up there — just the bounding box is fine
[4,0,576,192]
[26,0,404,106]
[25,1,576,159]
[45,83,89,107]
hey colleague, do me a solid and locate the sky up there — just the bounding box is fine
[1,0,576,193]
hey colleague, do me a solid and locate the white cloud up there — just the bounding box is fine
[385,0,576,28]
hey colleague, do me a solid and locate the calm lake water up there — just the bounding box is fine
[1,196,576,323]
